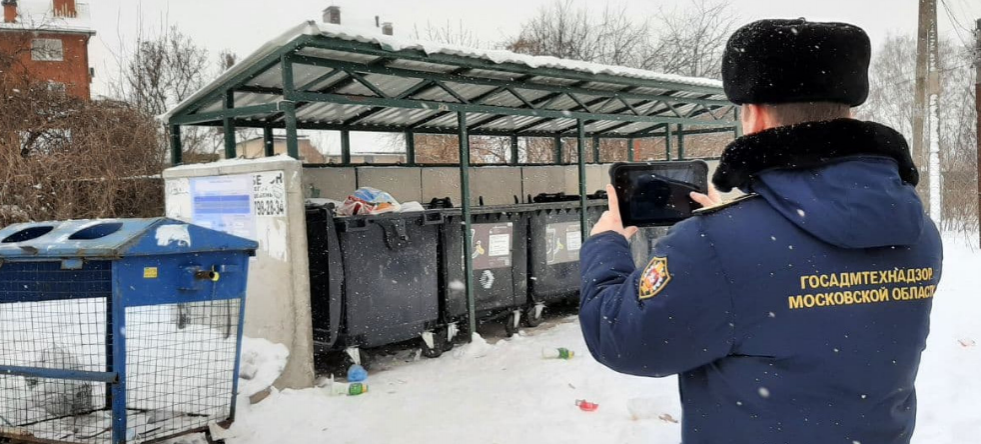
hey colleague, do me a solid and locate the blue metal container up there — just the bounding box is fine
[0,218,257,444]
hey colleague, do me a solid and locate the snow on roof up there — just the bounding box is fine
[314,23,723,89]
[0,0,94,35]
[162,21,723,122]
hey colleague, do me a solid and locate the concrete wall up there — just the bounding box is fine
[420,167,522,206]
[357,167,423,204]
[304,161,737,205]
[521,166,569,198]
[303,167,357,201]
[562,164,611,196]
[163,157,315,390]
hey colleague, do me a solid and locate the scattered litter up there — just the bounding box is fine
[958,338,976,348]
[576,399,599,412]
[338,187,401,216]
[542,347,575,360]
[658,413,679,424]
[324,375,368,396]
[347,364,368,383]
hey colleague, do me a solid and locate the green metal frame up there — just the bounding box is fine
[166,32,740,344]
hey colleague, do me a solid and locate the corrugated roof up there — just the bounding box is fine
[163,21,735,138]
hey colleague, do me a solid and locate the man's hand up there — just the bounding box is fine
[591,184,639,240]
[690,184,722,208]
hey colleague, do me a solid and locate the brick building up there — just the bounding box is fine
[0,0,95,99]
[236,135,327,164]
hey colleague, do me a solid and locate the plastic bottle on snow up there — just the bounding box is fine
[325,375,369,396]
[542,347,575,360]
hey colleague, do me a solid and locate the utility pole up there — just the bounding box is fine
[914,0,940,219]
[975,19,980,248]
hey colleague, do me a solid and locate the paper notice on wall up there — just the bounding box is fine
[253,171,287,218]
[190,174,256,240]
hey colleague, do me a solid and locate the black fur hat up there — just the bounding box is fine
[721,19,871,106]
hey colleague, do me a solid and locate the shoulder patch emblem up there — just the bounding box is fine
[639,256,671,300]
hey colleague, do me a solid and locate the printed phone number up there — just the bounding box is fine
[255,198,285,216]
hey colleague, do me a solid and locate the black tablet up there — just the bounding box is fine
[609,161,710,227]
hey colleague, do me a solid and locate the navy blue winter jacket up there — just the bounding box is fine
[580,119,942,444]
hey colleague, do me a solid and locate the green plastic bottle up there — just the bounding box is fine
[542,347,575,360]
[345,382,368,396]
[325,376,369,396]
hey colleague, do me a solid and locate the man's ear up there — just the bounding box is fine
[740,104,766,135]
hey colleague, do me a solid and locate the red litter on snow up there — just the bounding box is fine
[576,399,599,412]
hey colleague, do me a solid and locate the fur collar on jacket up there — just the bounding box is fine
[712,118,918,192]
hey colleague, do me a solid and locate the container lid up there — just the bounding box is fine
[0,218,258,259]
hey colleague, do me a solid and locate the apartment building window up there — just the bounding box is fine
[31,38,64,61]
[46,81,66,95]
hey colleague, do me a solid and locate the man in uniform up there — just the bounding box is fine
[579,19,942,444]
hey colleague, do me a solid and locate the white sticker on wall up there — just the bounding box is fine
[566,230,582,252]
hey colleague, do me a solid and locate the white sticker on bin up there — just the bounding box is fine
[156,225,191,247]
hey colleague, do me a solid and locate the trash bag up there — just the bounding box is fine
[338,187,401,216]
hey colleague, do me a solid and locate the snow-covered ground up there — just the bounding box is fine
[220,237,981,444]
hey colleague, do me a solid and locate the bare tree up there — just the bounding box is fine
[858,34,978,236]
[856,34,918,139]
[218,49,237,72]
[505,0,735,79]
[413,20,483,48]
[0,77,165,226]
[505,1,650,68]
[641,0,736,78]
[104,23,223,159]
[114,25,209,118]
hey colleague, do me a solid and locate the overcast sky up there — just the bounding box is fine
[87,0,981,97]
[82,0,979,154]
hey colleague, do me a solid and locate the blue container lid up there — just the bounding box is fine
[0,218,257,259]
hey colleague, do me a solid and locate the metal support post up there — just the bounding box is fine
[677,124,685,160]
[341,130,351,165]
[263,127,275,157]
[577,120,589,241]
[734,108,743,137]
[592,135,600,164]
[223,90,236,159]
[458,112,477,339]
[510,134,519,165]
[282,102,299,159]
[554,136,563,164]
[405,131,415,165]
[169,125,182,165]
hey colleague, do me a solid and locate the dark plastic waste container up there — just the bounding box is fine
[526,200,605,307]
[305,205,344,351]
[306,203,446,359]
[440,206,529,337]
